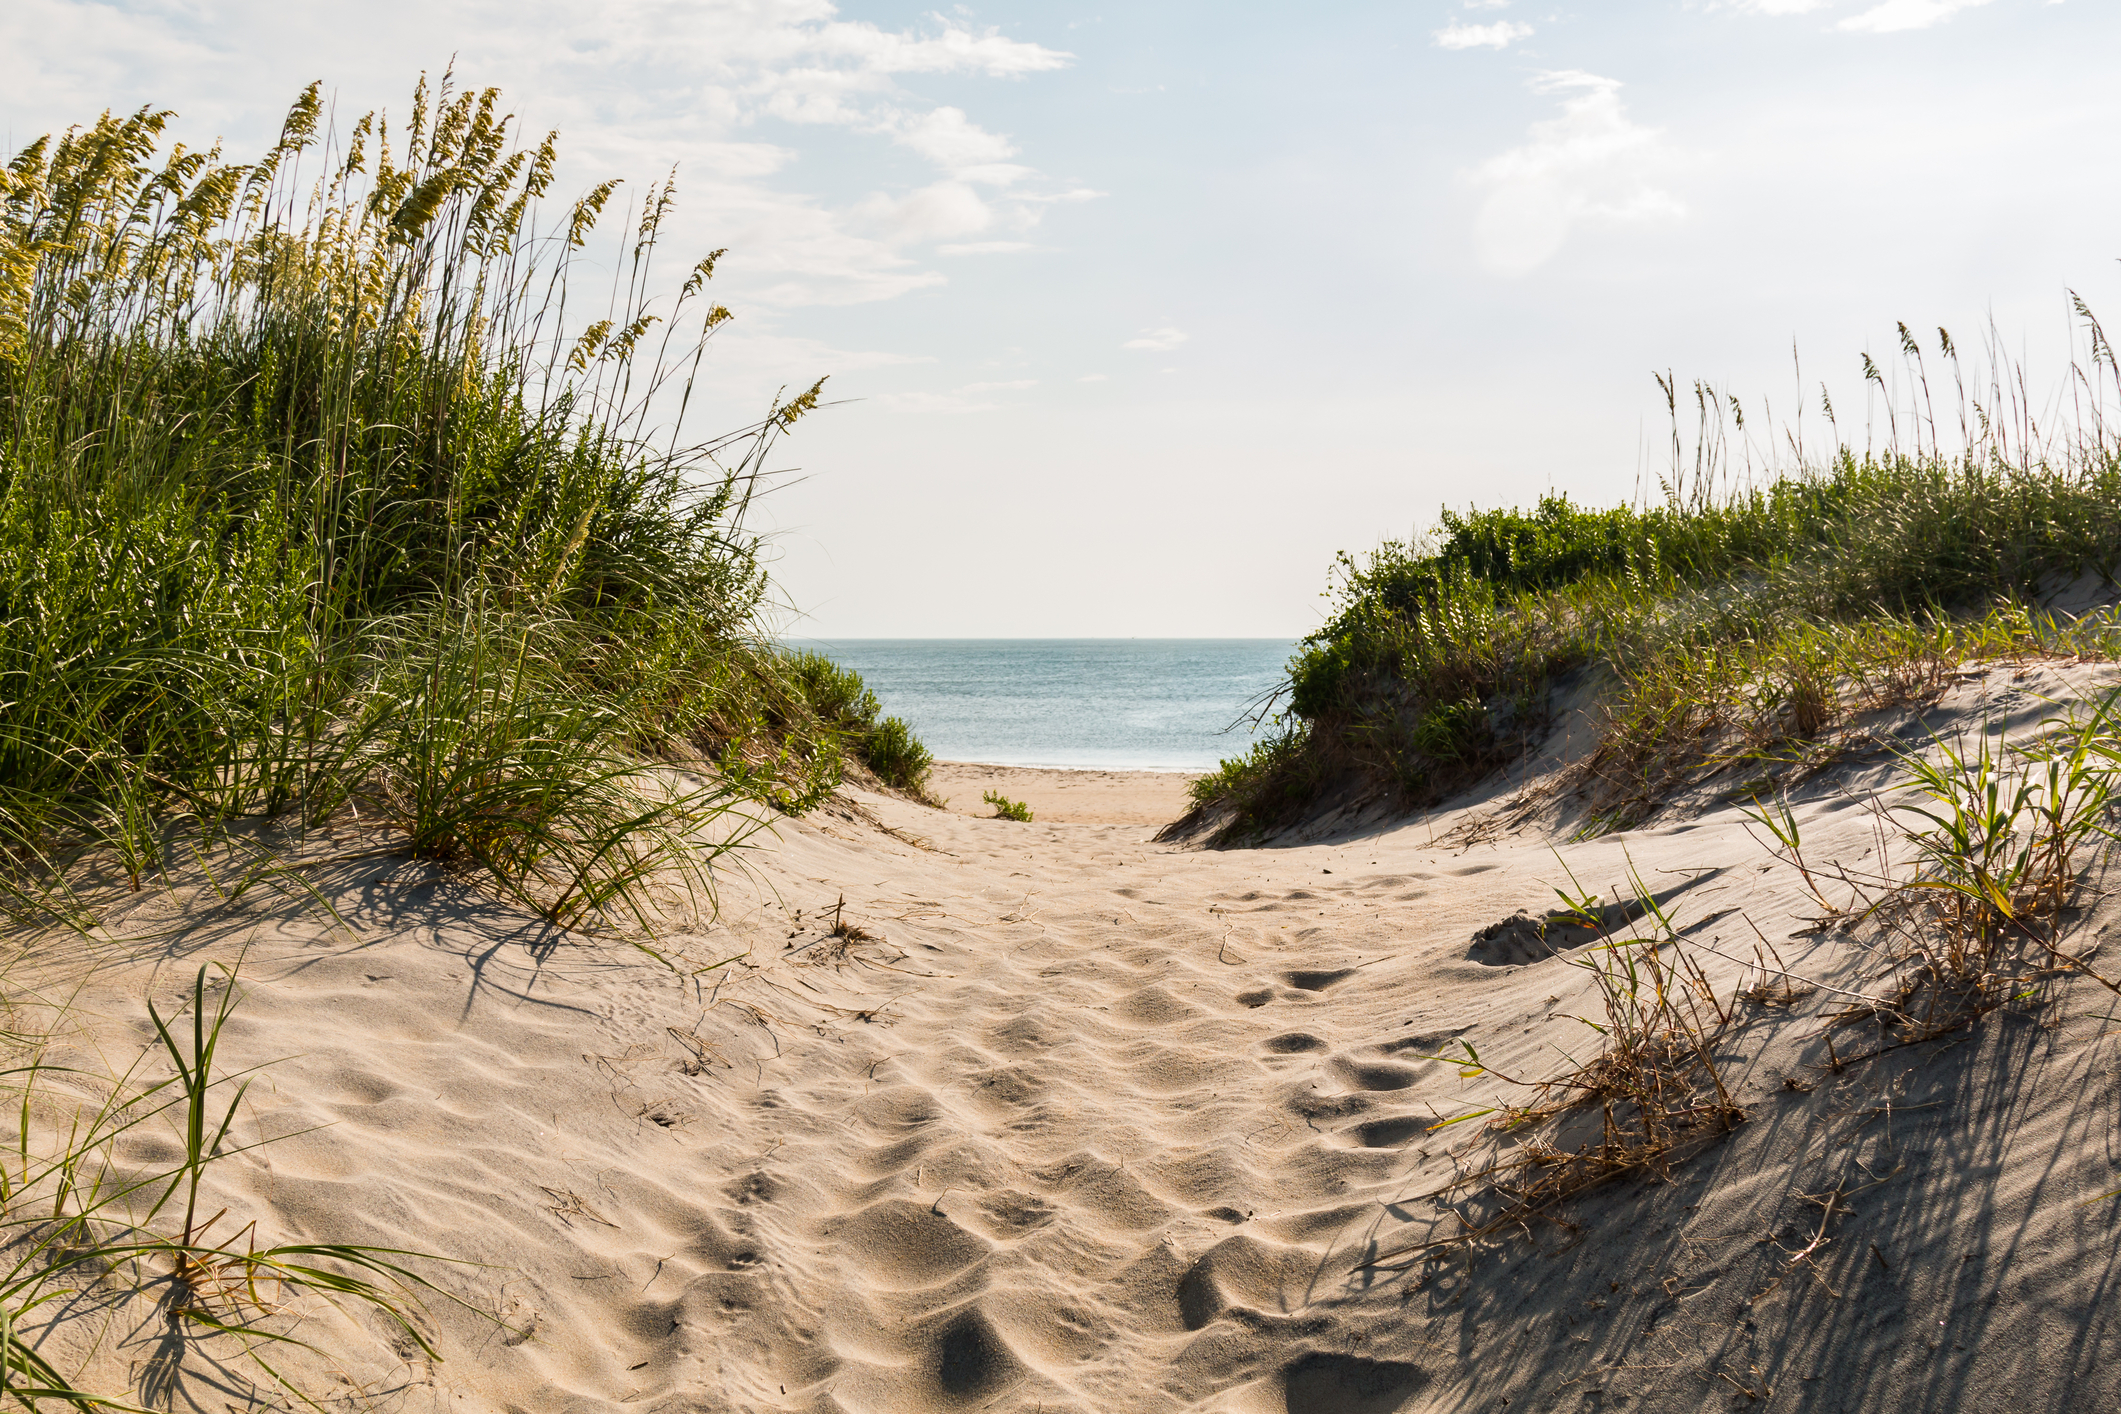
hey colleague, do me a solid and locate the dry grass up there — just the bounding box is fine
[1367,864,1744,1264]
[1752,687,2121,1049]
[1364,687,2121,1263]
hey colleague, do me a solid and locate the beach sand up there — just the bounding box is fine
[928,760,1202,825]
[18,661,2121,1411]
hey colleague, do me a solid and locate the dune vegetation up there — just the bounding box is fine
[0,76,935,932]
[0,74,947,1408]
[1187,330,2121,842]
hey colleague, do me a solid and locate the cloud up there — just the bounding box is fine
[1435,20,1534,50]
[0,0,1078,310]
[873,378,1038,413]
[1470,71,1684,277]
[1076,373,1108,382]
[937,241,1038,255]
[952,164,1036,187]
[1838,0,1993,32]
[807,19,1072,75]
[888,105,1016,168]
[1123,326,1188,351]
[1728,0,1992,25]
[855,181,996,244]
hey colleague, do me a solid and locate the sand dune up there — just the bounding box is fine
[17,664,2121,1411]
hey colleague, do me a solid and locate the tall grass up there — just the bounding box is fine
[0,75,931,924]
[1186,319,2121,840]
[0,70,947,1404]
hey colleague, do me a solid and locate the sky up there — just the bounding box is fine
[7,0,2120,638]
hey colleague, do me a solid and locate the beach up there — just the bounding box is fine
[21,659,2121,1411]
[928,760,1202,825]
[12,36,2121,1412]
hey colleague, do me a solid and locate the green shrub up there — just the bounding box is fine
[983,790,1032,822]
[865,716,936,794]
[781,650,938,801]
[786,651,881,730]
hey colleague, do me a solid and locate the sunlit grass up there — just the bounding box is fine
[1188,324,2121,839]
[0,73,931,926]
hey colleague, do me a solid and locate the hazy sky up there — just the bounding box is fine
[7,1,2119,637]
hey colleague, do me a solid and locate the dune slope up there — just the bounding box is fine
[17,664,2121,1413]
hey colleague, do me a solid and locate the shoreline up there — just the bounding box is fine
[935,757,1209,776]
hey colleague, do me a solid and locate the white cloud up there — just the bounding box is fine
[1019,188,1107,205]
[873,378,1038,413]
[953,164,1036,187]
[1076,373,1109,382]
[1470,71,1685,277]
[937,241,1038,255]
[854,181,996,244]
[888,106,1016,168]
[1123,326,1188,351]
[1729,0,1992,25]
[807,19,1072,75]
[685,143,801,179]
[1838,0,1993,32]
[0,0,1079,310]
[1435,20,1534,50]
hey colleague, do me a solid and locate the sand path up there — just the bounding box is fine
[18,665,2121,1412]
[926,762,1201,826]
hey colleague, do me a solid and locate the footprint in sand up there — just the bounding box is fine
[820,1199,990,1289]
[1281,1352,1430,1413]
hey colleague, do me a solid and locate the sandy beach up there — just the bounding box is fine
[927,761,1203,826]
[16,661,2121,1411]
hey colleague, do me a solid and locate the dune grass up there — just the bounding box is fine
[1364,692,2121,1263]
[0,965,459,1408]
[0,71,950,1407]
[1188,325,2121,841]
[0,75,932,930]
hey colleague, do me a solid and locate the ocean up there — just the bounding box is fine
[795,639,1298,772]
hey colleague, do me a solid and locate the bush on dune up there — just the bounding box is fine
[1189,340,2121,842]
[783,650,938,800]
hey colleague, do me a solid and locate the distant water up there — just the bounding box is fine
[796,639,1297,772]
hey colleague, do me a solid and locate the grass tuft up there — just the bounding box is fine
[982,790,1033,822]
[1,965,461,1408]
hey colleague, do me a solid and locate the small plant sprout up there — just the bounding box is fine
[983,791,1033,822]
[0,966,463,1409]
